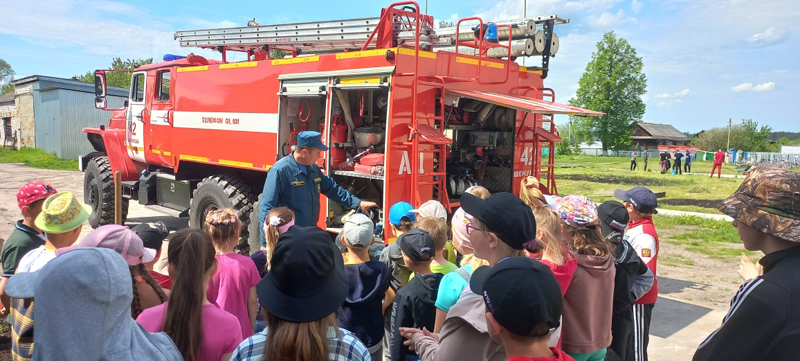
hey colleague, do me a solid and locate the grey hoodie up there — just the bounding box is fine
[561,253,616,354]
[31,248,182,360]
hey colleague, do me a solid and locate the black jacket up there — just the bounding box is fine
[611,239,654,315]
[390,272,443,361]
[693,246,800,361]
[339,260,391,349]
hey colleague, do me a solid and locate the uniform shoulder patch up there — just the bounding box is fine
[641,248,652,257]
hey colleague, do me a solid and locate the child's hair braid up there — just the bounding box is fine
[136,263,168,303]
[204,208,241,249]
[263,207,295,272]
[130,266,142,318]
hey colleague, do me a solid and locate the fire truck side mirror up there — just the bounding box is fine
[94,71,108,110]
[94,71,107,97]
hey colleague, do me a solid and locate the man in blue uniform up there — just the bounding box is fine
[258,131,377,245]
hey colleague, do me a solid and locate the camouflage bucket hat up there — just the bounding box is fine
[718,166,800,243]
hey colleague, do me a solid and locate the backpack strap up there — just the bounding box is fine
[455,267,471,282]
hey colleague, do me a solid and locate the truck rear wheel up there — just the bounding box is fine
[189,175,256,254]
[84,156,128,228]
[247,194,263,255]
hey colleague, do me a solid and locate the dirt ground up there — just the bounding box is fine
[559,173,680,187]
[0,163,741,360]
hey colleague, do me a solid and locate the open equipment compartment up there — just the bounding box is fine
[325,80,391,233]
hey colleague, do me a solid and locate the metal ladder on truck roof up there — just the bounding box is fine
[173,7,568,72]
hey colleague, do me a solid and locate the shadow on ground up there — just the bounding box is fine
[125,216,189,232]
[651,296,714,339]
[657,276,713,294]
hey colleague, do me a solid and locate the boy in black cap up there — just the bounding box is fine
[614,187,660,361]
[598,201,654,361]
[470,257,573,361]
[390,228,443,361]
[131,222,172,289]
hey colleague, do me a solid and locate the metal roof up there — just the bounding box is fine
[634,121,690,141]
[446,89,605,116]
[0,92,14,104]
[12,75,129,97]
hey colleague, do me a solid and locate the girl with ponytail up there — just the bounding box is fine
[137,229,244,361]
[204,208,261,338]
[250,207,294,278]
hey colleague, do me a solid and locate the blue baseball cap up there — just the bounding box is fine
[297,131,329,151]
[614,186,658,214]
[388,202,416,226]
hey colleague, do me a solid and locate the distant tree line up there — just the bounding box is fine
[691,119,799,152]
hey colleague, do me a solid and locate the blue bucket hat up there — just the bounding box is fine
[297,131,329,151]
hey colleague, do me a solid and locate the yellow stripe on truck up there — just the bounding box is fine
[219,62,258,69]
[456,57,504,69]
[218,159,254,168]
[177,66,209,72]
[271,56,320,65]
[179,154,209,162]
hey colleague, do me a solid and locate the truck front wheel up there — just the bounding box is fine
[189,175,256,254]
[84,156,128,228]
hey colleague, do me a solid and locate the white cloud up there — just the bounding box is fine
[731,82,774,92]
[655,89,690,99]
[631,0,644,13]
[753,82,775,91]
[589,10,635,27]
[749,27,789,43]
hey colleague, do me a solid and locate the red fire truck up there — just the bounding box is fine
[84,2,602,253]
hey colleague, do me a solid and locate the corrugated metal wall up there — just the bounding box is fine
[58,89,125,160]
[33,88,61,155]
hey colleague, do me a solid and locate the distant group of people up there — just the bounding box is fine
[1,160,799,360]
[630,149,694,174]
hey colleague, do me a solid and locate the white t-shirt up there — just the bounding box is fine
[16,245,57,273]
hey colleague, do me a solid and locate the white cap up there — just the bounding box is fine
[410,200,447,220]
[342,214,374,249]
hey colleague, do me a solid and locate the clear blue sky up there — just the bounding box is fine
[1,0,797,132]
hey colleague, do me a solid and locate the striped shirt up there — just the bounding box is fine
[230,326,370,361]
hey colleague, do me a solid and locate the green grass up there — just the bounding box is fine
[551,155,743,215]
[0,147,78,170]
[661,254,695,266]
[651,214,760,260]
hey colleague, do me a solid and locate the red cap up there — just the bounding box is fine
[17,181,58,209]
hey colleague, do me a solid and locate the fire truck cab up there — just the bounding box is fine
[83,2,602,253]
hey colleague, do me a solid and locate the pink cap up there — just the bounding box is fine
[17,181,57,209]
[57,225,148,266]
[451,207,474,251]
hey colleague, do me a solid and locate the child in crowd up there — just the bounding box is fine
[683,151,692,173]
[7,191,90,361]
[470,257,574,361]
[0,181,57,312]
[433,207,490,333]
[597,201,654,361]
[380,201,417,289]
[465,185,491,200]
[5,248,182,361]
[339,213,393,360]
[390,228,443,361]
[411,200,448,220]
[614,186,660,361]
[558,195,615,361]
[528,206,578,347]
[402,193,533,361]
[412,217,457,277]
[251,206,294,277]
[205,208,261,338]
[132,222,173,289]
[520,176,548,208]
[230,226,370,361]
[57,225,168,318]
[138,229,244,361]
[693,166,800,360]
[530,206,577,296]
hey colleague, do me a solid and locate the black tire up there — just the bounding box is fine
[83,156,128,228]
[189,175,256,254]
[247,194,264,255]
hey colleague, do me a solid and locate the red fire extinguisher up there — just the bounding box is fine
[288,99,312,149]
[330,113,348,168]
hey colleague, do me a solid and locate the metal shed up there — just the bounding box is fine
[11,75,127,160]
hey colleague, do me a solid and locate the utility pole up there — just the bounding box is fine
[726,117,731,152]
[425,0,428,14]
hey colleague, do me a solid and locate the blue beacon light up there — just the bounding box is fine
[484,23,499,43]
